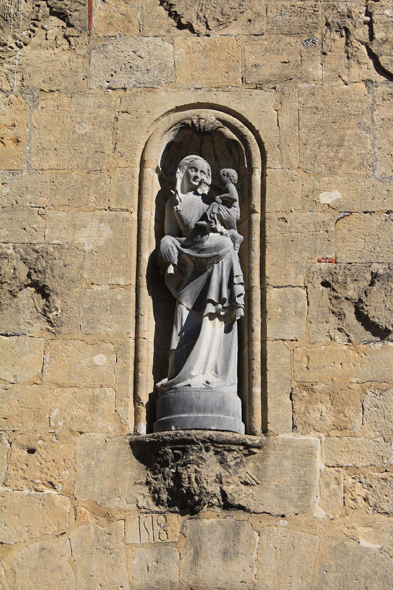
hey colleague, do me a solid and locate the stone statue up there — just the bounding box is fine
[153,155,245,434]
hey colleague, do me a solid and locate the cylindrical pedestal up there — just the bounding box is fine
[153,388,245,434]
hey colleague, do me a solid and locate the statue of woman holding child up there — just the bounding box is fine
[153,155,246,434]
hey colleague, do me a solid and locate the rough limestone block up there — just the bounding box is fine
[315,538,393,589]
[293,344,393,383]
[265,213,334,286]
[181,519,258,590]
[94,0,139,36]
[5,431,74,494]
[115,337,135,430]
[82,288,134,335]
[0,384,50,431]
[265,169,301,212]
[374,86,393,176]
[0,337,44,383]
[323,436,393,468]
[244,37,301,84]
[346,472,393,515]
[265,341,292,434]
[50,387,116,433]
[13,538,75,590]
[0,244,84,335]
[0,208,45,244]
[90,37,174,90]
[128,545,179,590]
[267,1,321,35]
[75,435,147,510]
[363,388,393,441]
[46,211,136,285]
[255,527,319,590]
[70,522,129,590]
[19,51,87,92]
[302,176,393,213]
[0,95,29,170]
[43,340,116,388]
[109,168,139,211]
[319,468,343,519]
[266,287,307,340]
[292,383,364,435]
[1,171,109,209]
[336,213,393,263]
[245,437,319,515]
[174,37,241,88]
[299,84,372,175]
[31,94,114,170]
[0,491,70,544]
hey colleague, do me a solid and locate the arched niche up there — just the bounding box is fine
[135,107,265,436]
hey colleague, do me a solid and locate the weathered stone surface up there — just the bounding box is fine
[90,37,174,90]
[367,0,393,75]
[302,176,393,212]
[46,211,136,285]
[323,436,393,468]
[319,468,343,519]
[128,545,179,590]
[266,213,334,286]
[266,287,307,340]
[0,384,50,431]
[19,51,87,92]
[82,288,133,335]
[346,472,393,515]
[108,168,138,212]
[363,388,393,441]
[43,340,116,387]
[0,491,70,544]
[5,431,74,494]
[0,244,83,335]
[244,37,301,84]
[70,522,129,590]
[277,86,299,169]
[174,37,241,88]
[245,436,319,515]
[1,171,109,209]
[299,84,372,175]
[306,263,393,344]
[0,337,44,383]
[293,383,364,435]
[266,169,301,212]
[115,337,135,430]
[267,2,321,35]
[13,538,75,590]
[126,513,180,544]
[336,213,393,263]
[181,519,257,590]
[0,95,29,170]
[94,0,139,36]
[50,387,115,433]
[294,343,393,383]
[31,94,114,170]
[374,82,393,177]
[160,0,246,34]
[315,538,393,589]
[0,433,9,485]
[0,208,45,244]
[255,527,319,590]
[265,341,292,434]
[75,435,146,509]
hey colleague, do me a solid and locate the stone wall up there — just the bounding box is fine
[1,0,393,588]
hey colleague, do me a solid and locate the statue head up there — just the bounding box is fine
[175,156,211,197]
[220,168,238,185]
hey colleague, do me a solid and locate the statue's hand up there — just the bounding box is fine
[160,235,179,265]
[218,205,236,229]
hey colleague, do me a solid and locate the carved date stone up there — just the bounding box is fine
[154,156,245,434]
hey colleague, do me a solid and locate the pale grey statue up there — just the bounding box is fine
[153,155,245,434]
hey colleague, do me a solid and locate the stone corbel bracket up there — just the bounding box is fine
[130,431,265,514]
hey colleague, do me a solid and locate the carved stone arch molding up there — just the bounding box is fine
[134,107,265,436]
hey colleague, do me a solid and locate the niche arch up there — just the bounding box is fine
[135,107,265,435]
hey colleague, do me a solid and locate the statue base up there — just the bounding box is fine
[153,388,245,434]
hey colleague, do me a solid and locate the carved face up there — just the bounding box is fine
[183,159,209,192]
